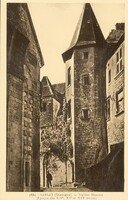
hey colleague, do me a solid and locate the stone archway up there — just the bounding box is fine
[41,152,74,188]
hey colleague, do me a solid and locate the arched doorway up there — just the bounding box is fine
[41,152,74,188]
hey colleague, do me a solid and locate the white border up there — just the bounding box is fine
[0,0,127,199]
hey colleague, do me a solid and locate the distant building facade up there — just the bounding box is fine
[106,33,124,152]
[7,3,44,191]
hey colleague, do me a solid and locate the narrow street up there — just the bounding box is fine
[5,2,124,193]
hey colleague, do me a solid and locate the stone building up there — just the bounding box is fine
[62,3,108,184]
[85,30,124,190]
[40,77,64,128]
[106,31,124,152]
[7,3,44,191]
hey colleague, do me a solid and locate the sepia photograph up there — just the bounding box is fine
[0,0,127,199]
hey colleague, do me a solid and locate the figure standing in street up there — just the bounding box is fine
[47,171,52,188]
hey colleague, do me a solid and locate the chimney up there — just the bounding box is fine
[116,23,125,30]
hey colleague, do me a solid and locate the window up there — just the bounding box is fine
[83,74,89,85]
[116,47,123,75]
[116,89,124,114]
[83,52,88,59]
[106,98,110,120]
[68,67,71,86]
[25,162,30,187]
[81,109,89,120]
[67,100,71,118]
[108,70,111,83]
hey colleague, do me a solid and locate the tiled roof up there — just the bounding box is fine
[106,29,124,43]
[41,77,65,104]
[41,76,54,97]
[105,33,124,63]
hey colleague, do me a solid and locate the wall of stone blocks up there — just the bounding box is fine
[23,50,41,191]
[7,3,42,191]
[73,46,107,182]
[7,74,23,191]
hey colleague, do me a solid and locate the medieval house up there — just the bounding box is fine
[85,23,124,191]
[40,3,124,191]
[106,29,124,152]
[7,3,44,191]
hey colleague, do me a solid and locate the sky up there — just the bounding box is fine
[28,3,124,84]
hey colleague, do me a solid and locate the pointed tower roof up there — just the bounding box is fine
[62,3,106,62]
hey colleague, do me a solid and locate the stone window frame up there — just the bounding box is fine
[116,88,124,116]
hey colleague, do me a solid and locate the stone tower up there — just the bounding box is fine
[62,3,108,183]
